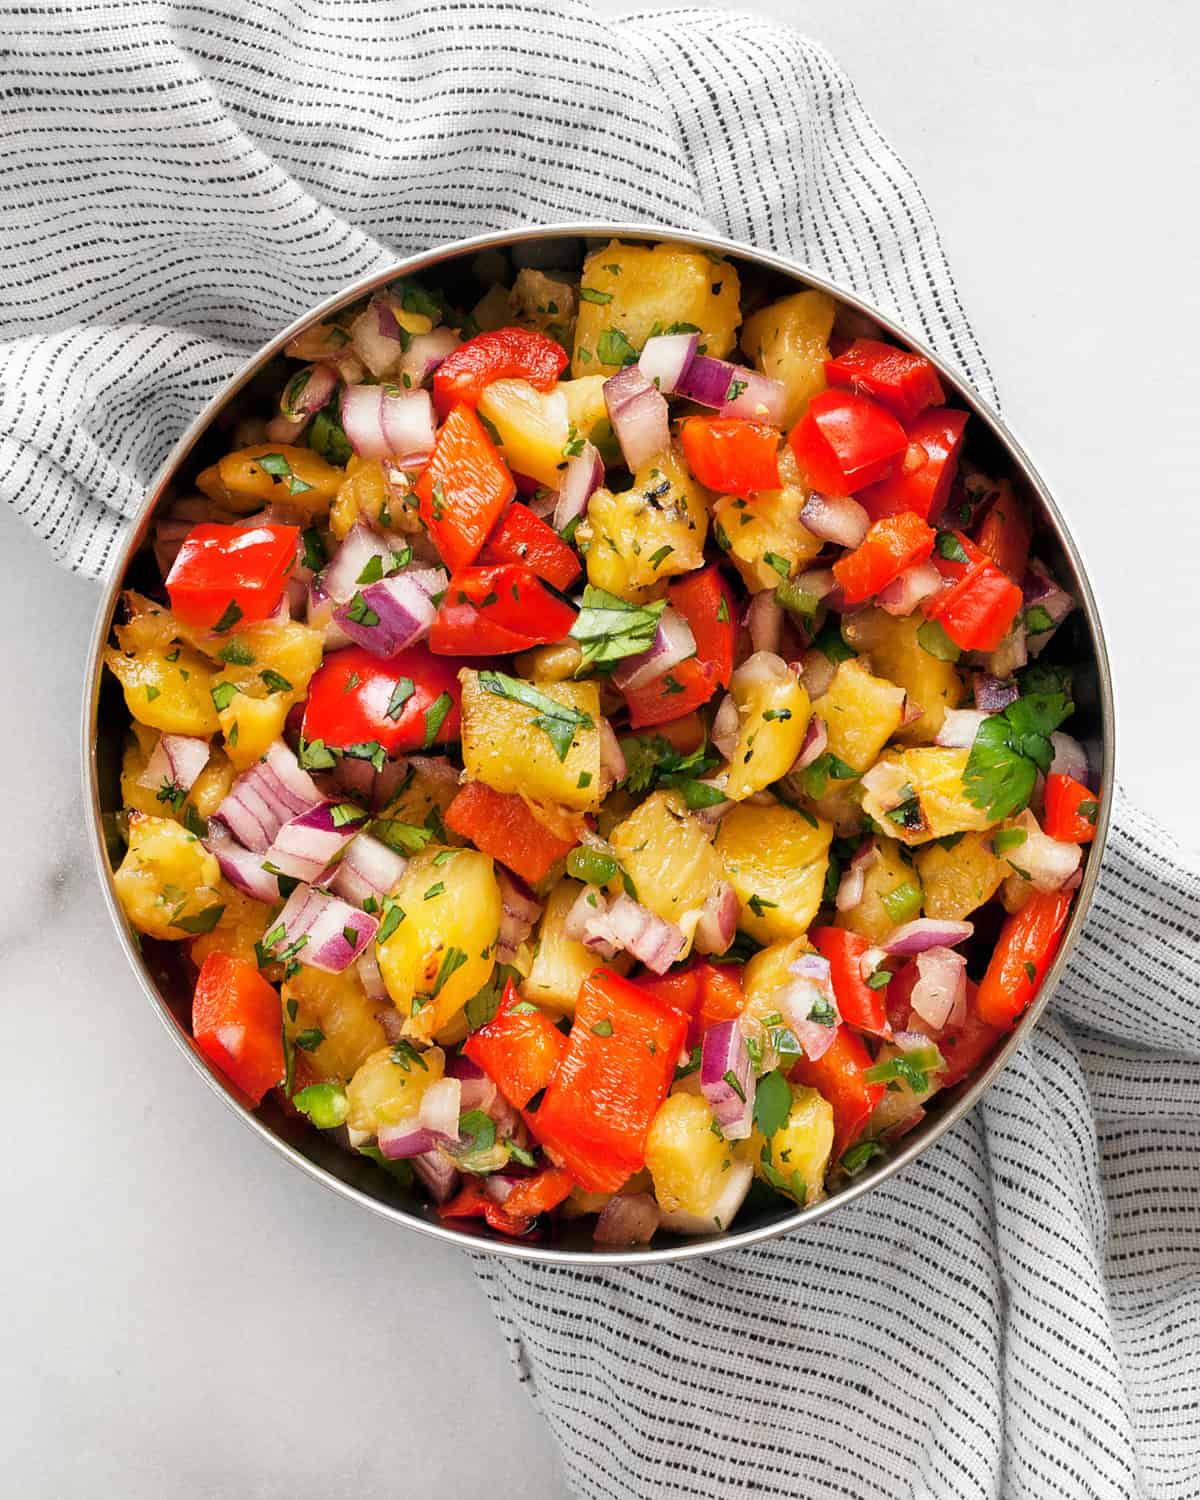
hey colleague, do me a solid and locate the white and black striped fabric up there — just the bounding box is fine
[4,4,1197,1496]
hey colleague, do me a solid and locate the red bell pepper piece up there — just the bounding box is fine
[788,389,907,496]
[636,965,703,1025]
[302,642,461,755]
[811,928,891,1037]
[444,780,576,885]
[933,986,1006,1087]
[975,888,1073,1028]
[432,327,569,421]
[930,526,987,585]
[832,511,936,605]
[416,403,516,571]
[429,562,576,655]
[857,409,968,523]
[439,1178,533,1236]
[668,564,737,687]
[527,968,688,1193]
[974,486,1033,581]
[481,500,581,590]
[1042,774,1099,845]
[923,551,1024,653]
[502,1166,574,1220]
[462,978,567,1110]
[790,1025,887,1160]
[622,656,720,729]
[166,523,298,631]
[637,959,745,1045]
[680,417,782,492]
[192,952,284,1104]
[824,339,945,424]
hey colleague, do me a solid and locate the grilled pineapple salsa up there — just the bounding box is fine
[103,238,1094,1245]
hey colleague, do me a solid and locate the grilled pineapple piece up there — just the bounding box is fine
[607,789,725,942]
[749,1083,835,1204]
[721,653,811,802]
[282,965,388,1083]
[716,801,832,942]
[915,831,1006,921]
[712,446,823,592]
[195,443,342,516]
[477,378,571,489]
[112,813,223,940]
[581,445,709,602]
[813,657,906,774]
[836,838,921,944]
[739,290,836,428]
[646,1092,736,1217]
[862,748,995,846]
[460,670,602,811]
[843,608,965,745]
[345,1044,446,1132]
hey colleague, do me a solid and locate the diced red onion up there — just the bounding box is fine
[447,1053,498,1114]
[899,696,923,728]
[594,1193,661,1245]
[263,800,369,884]
[612,607,696,692]
[884,918,973,956]
[711,693,740,760]
[790,714,828,772]
[701,1019,756,1139]
[858,946,888,981]
[910,947,968,1030]
[777,954,840,1061]
[720,368,787,425]
[1008,811,1083,891]
[836,839,879,914]
[328,833,407,906]
[747,589,784,655]
[496,869,543,962]
[418,1077,462,1142]
[213,741,323,853]
[637,333,699,395]
[137,733,210,796]
[693,882,738,956]
[582,893,685,975]
[398,328,460,387]
[272,885,379,973]
[377,1122,442,1159]
[321,523,395,605]
[331,753,410,813]
[692,779,733,825]
[880,1106,927,1142]
[1023,561,1075,640]
[565,881,608,945]
[1049,731,1089,785]
[973,674,1019,713]
[793,567,837,603]
[553,442,604,533]
[333,566,444,657]
[203,819,285,903]
[935,708,989,749]
[598,718,627,795]
[986,624,1028,678]
[340,384,436,465]
[604,365,670,472]
[412,1150,460,1203]
[800,492,869,549]
[861,758,913,814]
[357,946,389,1002]
[660,1158,754,1235]
[280,362,338,422]
[878,561,941,616]
[349,303,404,378]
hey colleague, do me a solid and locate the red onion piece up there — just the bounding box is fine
[447,1053,499,1114]
[204,819,285,903]
[637,333,699,395]
[280,362,338,422]
[331,753,410,813]
[272,885,379,973]
[878,560,941,616]
[884,918,973,956]
[700,1019,756,1139]
[711,694,740,760]
[791,714,828,772]
[379,388,437,468]
[263,800,369,885]
[935,708,989,749]
[746,589,783,655]
[321,523,396,605]
[418,1077,462,1142]
[797,649,837,701]
[553,442,604,533]
[910,947,967,1030]
[1049,731,1089,785]
[496,869,543,962]
[604,365,670,472]
[341,384,391,459]
[398,328,460,386]
[660,1158,753,1235]
[307,577,354,650]
[378,1122,442,1160]
[412,1149,460,1203]
[611,607,696,692]
[264,413,309,444]
[333,566,445,657]
[985,624,1028,678]
[137,733,210,796]
[720,368,787,425]
[582,893,685,975]
[594,1193,662,1245]
[836,839,879,914]
[357,946,389,1002]
[213,741,323,853]
[1023,560,1075,648]
[1007,811,1082,891]
[329,833,408,907]
[776,954,840,1061]
[794,567,837,602]
[973,674,1019,713]
[800,492,869,549]
[693,882,738,956]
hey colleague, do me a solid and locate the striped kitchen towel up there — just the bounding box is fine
[4,3,1198,1497]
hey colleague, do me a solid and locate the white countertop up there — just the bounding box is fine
[4,2,1197,1495]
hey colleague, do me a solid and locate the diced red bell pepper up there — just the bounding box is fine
[832,511,936,605]
[974,485,1033,582]
[638,959,744,1045]
[192,952,284,1104]
[480,500,581,591]
[811,928,891,1037]
[302,642,461,755]
[462,978,567,1110]
[527,968,688,1193]
[439,1178,533,1237]
[923,551,1024,653]
[166,523,298,631]
[790,1024,887,1160]
[824,339,945,425]
[788,389,907,496]
[429,562,576,655]
[432,327,569,421]
[975,888,1073,1028]
[416,403,516,571]
[857,409,968,523]
[930,527,987,585]
[884,958,921,1035]
[445,780,576,885]
[668,565,737,687]
[622,656,720,729]
[502,1166,574,1220]
[933,986,1006,1088]
[680,417,782,493]
[1042,774,1099,845]
[636,965,703,1025]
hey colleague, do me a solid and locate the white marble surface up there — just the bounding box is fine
[4,2,1198,1496]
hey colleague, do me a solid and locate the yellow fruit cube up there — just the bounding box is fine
[749,1083,835,1204]
[477,378,571,489]
[915,831,1006,921]
[112,813,223,940]
[712,446,823,592]
[582,445,709,602]
[716,801,832,942]
[195,443,342,516]
[189,883,277,970]
[843,608,965,745]
[740,290,836,428]
[862,748,995,846]
[813,657,906,774]
[345,1044,446,1132]
[721,653,811,801]
[645,1092,733,1216]
[105,596,219,738]
[460,669,602,811]
[607,790,725,942]
[282,965,388,1083]
[836,838,921,943]
[524,878,611,1013]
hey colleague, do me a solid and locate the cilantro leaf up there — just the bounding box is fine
[963,691,1073,820]
[478,669,593,761]
[752,1069,792,1138]
[569,586,666,670]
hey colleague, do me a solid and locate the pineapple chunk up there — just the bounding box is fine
[843,608,965,745]
[813,657,906,774]
[915,831,1006,921]
[742,936,814,1016]
[460,669,602,811]
[195,443,342,516]
[513,640,583,684]
[329,458,404,539]
[477,378,570,489]
[120,727,232,825]
[836,838,921,944]
[721,653,811,801]
[112,813,223,940]
[380,760,464,839]
[712,446,823,592]
[524,878,610,1013]
[741,289,834,429]
[105,594,218,737]
[862,748,995,846]
[190,883,276,969]
[572,239,741,376]
[750,1083,835,1203]
[582,445,709,602]
[376,847,501,1042]
[645,1092,733,1216]
[472,283,511,333]
[282,965,388,1083]
[740,290,836,428]
[345,1044,446,1132]
[607,790,725,941]
[215,694,289,771]
[202,615,325,769]
[509,268,578,341]
[716,801,832,942]
[560,376,610,443]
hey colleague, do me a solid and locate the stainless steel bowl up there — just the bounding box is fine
[83,222,1115,1264]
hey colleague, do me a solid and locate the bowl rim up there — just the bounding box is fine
[82,220,1116,1265]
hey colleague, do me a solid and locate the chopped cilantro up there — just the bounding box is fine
[477,669,593,761]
